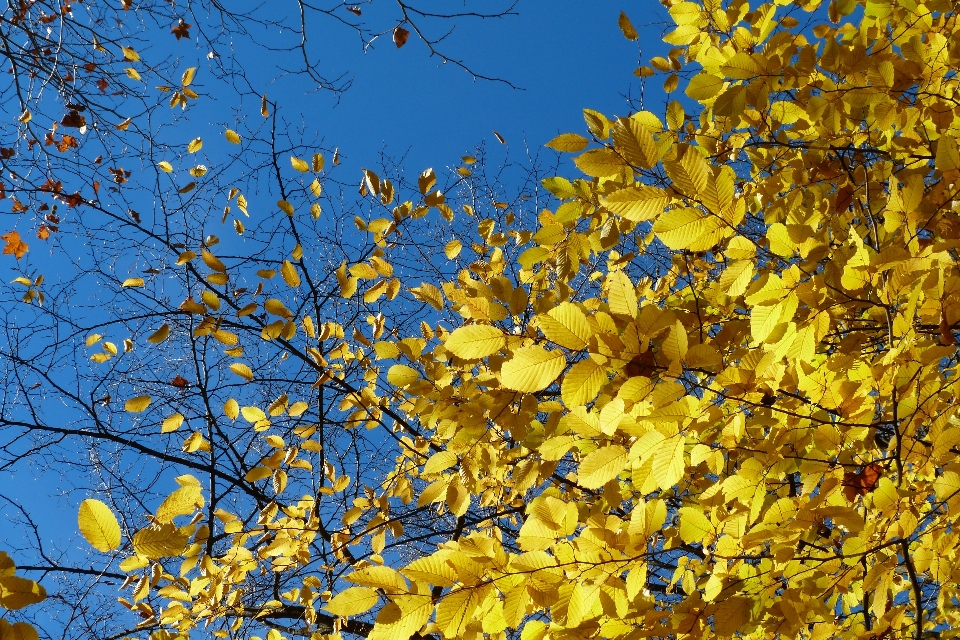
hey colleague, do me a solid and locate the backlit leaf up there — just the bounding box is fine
[578,445,628,489]
[444,325,505,359]
[500,346,566,392]
[125,396,151,413]
[77,499,121,552]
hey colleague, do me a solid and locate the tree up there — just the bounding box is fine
[6,0,960,640]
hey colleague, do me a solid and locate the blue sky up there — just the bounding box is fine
[177,0,672,184]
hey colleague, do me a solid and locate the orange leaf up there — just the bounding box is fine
[393,25,410,48]
[1,231,28,259]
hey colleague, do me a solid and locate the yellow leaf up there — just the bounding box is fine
[157,161,174,173]
[325,586,380,617]
[601,185,668,222]
[574,148,625,177]
[156,485,203,523]
[146,324,170,343]
[561,356,607,408]
[444,325,505,359]
[263,299,291,319]
[607,271,638,318]
[545,133,589,153]
[0,577,46,611]
[121,46,139,61]
[612,117,659,169]
[538,302,593,350]
[652,436,685,490]
[241,406,266,422]
[201,250,226,272]
[187,137,203,153]
[718,260,754,298]
[653,208,724,251]
[121,277,144,288]
[245,467,272,482]
[289,401,309,416]
[937,134,960,172]
[410,282,443,310]
[678,507,713,544]
[618,11,639,39]
[281,260,301,287]
[124,67,141,81]
[181,66,197,86]
[664,145,709,198]
[367,594,433,640]
[230,363,254,381]
[387,364,419,387]
[345,566,408,592]
[578,445,628,489]
[685,72,725,101]
[714,596,751,636]
[132,523,189,559]
[402,555,458,587]
[423,451,458,475]
[290,156,310,172]
[125,395,151,413]
[500,346,566,392]
[444,239,462,259]
[224,398,239,420]
[161,413,184,433]
[77,499,121,552]
[312,153,325,172]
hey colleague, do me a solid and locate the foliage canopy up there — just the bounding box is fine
[4,1,960,640]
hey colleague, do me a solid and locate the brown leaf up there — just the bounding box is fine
[940,308,957,346]
[171,20,192,40]
[1,231,28,259]
[393,26,410,48]
[171,375,189,389]
[842,462,883,502]
[61,111,86,128]
[835,185,854,213]
[625,349,659,378]
[346,6,361,15]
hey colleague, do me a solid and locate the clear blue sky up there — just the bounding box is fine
[182,0,672,183]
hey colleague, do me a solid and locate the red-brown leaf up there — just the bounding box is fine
[393,26,410,48]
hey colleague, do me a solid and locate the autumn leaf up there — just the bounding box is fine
[618,12,639,40]
[1,231,28,259]
[78,499,121,552]
[393,25,410,48]
[171,20,192,40]
[444,325,505,360]
[500,346,565,392]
